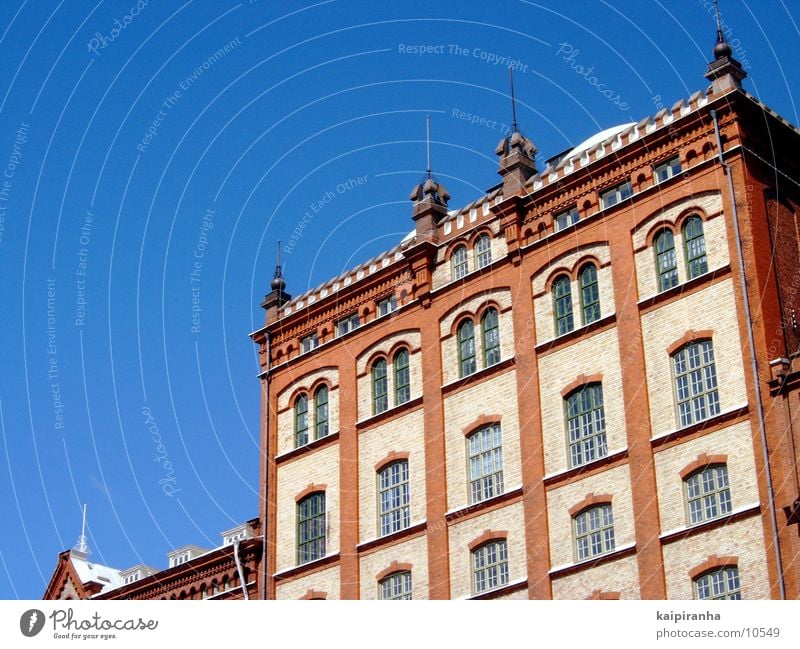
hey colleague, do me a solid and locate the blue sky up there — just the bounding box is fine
[0,0,798,600]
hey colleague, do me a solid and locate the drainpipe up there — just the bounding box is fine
[710,108,786,599]
[233,540,249,600]
[260,333,271,600]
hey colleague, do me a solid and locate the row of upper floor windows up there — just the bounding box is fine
[284,204,716,368]
[290,327,721,463]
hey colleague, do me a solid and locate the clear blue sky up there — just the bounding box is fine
[0,0,798,600]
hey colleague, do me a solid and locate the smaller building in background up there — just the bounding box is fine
[43,519,261,600]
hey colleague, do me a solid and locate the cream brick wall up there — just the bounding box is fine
[431,223,507,291]
[275,565,341,600]
[551,554,641,599]
[276,367,340,456]
[662,516,770,599]
[546,464,635,569]
[275,444,340,572]
[358,409,426,543]
[653,421,760,533]
[493,589,528,600]
[356,331,422,422]
[640,279,748,438]
[358,536,429,599]
[538,327,625,475]
[532,243,614,343]
[634,192,728,300]
[439,288,514,386]
[443,370,521,511]
[447,501,526,599]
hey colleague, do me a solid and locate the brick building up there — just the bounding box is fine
[250,28,800,600]
[43,519,262,600]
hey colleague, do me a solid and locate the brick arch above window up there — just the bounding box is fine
[375,561,413,583]
[560,373,604,398]
[544,268,575,293]
[645,221,678,248]
[364,351,390,372]
[448,313,477,338]
[387,341,413,360]
[568,492,614,517]
[468,226,494,246]
[307,378,333,396]
[444,240,469,262]
[462,414,502,436]
[299,589,327,600]
[688,555,739,580]
[679,453,729,480]
[294,483,327,503]
[468,529,508,552]
[475,300,504,323]
[374,451,410,473]
[281,366,339,405]
[675,206,711,232]
[666,329,714,356]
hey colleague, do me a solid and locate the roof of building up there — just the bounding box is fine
[68,550,123,594]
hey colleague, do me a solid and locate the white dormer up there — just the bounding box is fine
[120,564,156,585]
[221,522,254,547]
[167,545,207,568]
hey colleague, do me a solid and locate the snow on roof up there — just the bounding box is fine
[69,551,123,594]
[564,123,637,160]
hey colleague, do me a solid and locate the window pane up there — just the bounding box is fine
[566,384,607,468]
[467,424,504,504]
[685,464,731,526]
[473,540,509,594]
[553,276,574,335]
[378,461,410,536]
[573,504,614,561]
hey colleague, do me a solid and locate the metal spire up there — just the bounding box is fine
[509,67,519,133]
[713,0,724,43]
[425,114,431,180]
[74,504,89,554]
[271,240,286,291]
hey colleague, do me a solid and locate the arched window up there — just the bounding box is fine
[297,492,326,565]
[672,339,720,428]
[294,394,309,447]
[552,275,574,335]
[474,234,492,269]
[655,229,678,291]
[481,308,500,367]
[472,539,509,594]
[573,504,615,561]
[378,460,410,536]
[372,359,388,415]
[379,571,412,600]
[694,566,741,600]
[314,385,329,439]
[394,349,410,405]
[452,245,469,280]
[685,464,731,525]
[565,383,607,468]
[579,263,600,325]
[467,423,504,504]
[458,319,477,377]
[683,216,708,279]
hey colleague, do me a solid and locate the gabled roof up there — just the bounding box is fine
[42,549,121,599]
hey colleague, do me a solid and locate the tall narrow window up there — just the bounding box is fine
[694,566,741,600]
[452,245,469,280]
[574,504,615,561]
[294,394,309,447]
[481,308,501,367]
[655,229,678,292]
[394,349,410,405]
[467,424,504,504]
[372,359,388,415]
[579,263,600,325]
[297,492,325,564]
[553,275,574,336]
[685,464,731,525]
[474,234,492,269]
[565,383,607,468]
[683,216,708,279]
[472,540,509,594]
[379,571,412,600]
[378,460,410,536]
[672,340,720,428]
[314,385,329,439]
[458,319,477,377]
